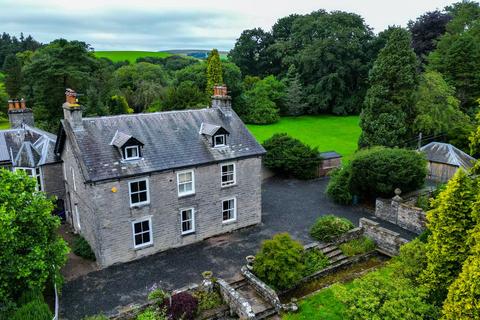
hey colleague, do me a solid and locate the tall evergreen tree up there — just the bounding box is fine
[2,54,22,98]
[283,65,307,116]
[358,28,419,148]
[206,49,223,96]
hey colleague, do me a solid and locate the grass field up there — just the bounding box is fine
[0,120,9,129]
[247,115,361,160]
[94,51,172,63]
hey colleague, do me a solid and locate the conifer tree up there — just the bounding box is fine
[358,28,418,148]
[206,49,223,96]
[3,54,23,98]
[284,65,307,116]
[421,169,477,304]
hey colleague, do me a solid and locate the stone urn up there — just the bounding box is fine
[201,271,214,292]
[246,255,255,270]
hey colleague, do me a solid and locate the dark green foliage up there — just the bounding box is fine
[192,290,223,311]
[339,237,376,257]
[11,300,52,320]
[162,81,207,111]
[309,215,354,242]
[165,292,198,320]
[408,10,452,63]
[243,75,285,124]
[253,233,306,290]
[359,28,419,148]
[326,166,353,205]
[348,147,427,200]
[73,235,96,261]
[262,133,320,179]
[17,289,43,306]
[0,169,69,309]
[2,54,22,98]
[107,95,132,115]
[418,229,432,243]
[303,249,329,276]
[283,65,307,116]
[0,32,41,69]
[206,49,223,95]
[390,239,427,284]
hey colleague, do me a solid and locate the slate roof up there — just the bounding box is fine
[319,151,342,160]
[0,125,59,167]
[199,122,228,136]
[58,107,266,183]
[419,142,476,169]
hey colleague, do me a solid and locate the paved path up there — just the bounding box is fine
[60,177,415,319]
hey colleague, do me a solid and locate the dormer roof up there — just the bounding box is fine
[110,130,144,148]
[199,122,230,136]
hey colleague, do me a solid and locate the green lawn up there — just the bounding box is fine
[0,120,9,129]
[247,115,360,160]
[94,51,171,63]
[283,267,392,320]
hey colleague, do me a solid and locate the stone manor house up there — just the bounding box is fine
[53,87,265,267]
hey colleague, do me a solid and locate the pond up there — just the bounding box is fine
[279,253,389,303]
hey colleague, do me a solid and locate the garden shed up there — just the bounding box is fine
[419,142,476,182]
[318,151,342,177]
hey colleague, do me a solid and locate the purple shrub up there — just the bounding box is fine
[164,292,198,320]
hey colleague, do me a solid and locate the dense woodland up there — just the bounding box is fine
[0,1,480,155]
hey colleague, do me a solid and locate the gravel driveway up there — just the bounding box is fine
[60,177,415,319]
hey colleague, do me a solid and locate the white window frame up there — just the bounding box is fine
[213,134,226,147]
[131,216,153,249]
[14,167,42,191]
[124,145,140,160]
[222,197,237,223]
[221,163,236,187]
[177,170,195,197]
[180,207,195,235]
[128,178,150,207]
[74,204,81,231]
[70,167,76,192]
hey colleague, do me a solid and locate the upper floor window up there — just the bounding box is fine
[213,134,226,147]
[132,217,152,248]
[221,163,236,187]
[129,178,149,206]
[177,170,195,197]
[124,146,140,160]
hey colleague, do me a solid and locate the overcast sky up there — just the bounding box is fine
[0,0,458,51]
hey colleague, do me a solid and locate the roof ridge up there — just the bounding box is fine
[82,107,213,121]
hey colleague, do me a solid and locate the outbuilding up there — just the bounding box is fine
[318,151,342,177]
[419,142,476,182]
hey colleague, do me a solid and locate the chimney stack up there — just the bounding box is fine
[211,85,232,116]
[62,88,83,131]
[7,98,34,128]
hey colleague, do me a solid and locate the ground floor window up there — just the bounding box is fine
[222,198,236,223]
[180,208,195,235]
[132,217,152,248]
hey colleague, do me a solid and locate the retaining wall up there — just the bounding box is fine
[217,278,255,320]
[360,218,408,256]
[241,266,282,311]
[375,198,426,234]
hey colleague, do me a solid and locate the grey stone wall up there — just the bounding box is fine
[241,266,282,311]
[375,197,426,234]
[41,162,65,200]
[65,152,262,267]
[360,218,408,256]
[217,279,255,320]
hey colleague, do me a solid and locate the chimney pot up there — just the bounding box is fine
[8,100,14,111]
[20,98,26,110]
[65,88,78,105]
[14,100,20,110]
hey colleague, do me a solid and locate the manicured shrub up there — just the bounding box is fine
[339,236,376,257]
[73,235,96,261]
[303,249,330,276]
[309,215,354,242]
[192,290,223,311]
[11,300,52,320]
[326,166,352,205]
[253,233,305,290]
[263,133,321,179]
[165,292,198,320]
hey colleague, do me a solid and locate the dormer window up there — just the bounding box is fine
[110,130,144,162]
[124,146,140,160]
[214,134,226,147]
[199,122,230,148]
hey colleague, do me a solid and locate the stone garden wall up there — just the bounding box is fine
[375,196,426,234]
[217,279,255,320]
[241,266,282,311]
[360,218,408,256]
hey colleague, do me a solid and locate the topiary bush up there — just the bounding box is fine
[165,292,198,320]
[253,233,305,290]
[11,300,52,320]
[326,166,353,205]
[303,249,330,276]
[309,215,354,242]
[73,235,96,261]
[339,236,376,256]
[263,133,321,179]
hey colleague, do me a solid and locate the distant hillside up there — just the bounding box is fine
[94,51,171,63]
[164,49,228,59]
